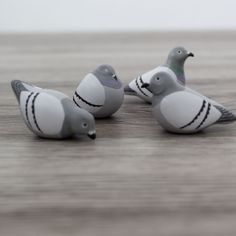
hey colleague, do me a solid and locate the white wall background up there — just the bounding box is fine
[0,0,236,32]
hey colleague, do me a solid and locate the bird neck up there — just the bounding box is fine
[166,59,185,80]
[152,94,164,107]
[152,83,184,107]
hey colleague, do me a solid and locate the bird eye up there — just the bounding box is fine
[177,50,182,54]
[82,123,88,128]
[156,77,160,81]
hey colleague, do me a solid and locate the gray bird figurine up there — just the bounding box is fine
[141,72,236,133]
[125,46,194,103]
[11,80,96,139]
[73,65,124,118]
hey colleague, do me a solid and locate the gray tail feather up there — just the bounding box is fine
[11,80,28,103]
[215,105,236,123]
[124,84,136,95]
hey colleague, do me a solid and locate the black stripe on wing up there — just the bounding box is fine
[74,91,103,108]
[135,76,149,97]
[73,96,81,108]
[196,103,211,129]
[31,92,43,133]
[139,76,145,86]
[180,100,206,129]
[25,92,34,127]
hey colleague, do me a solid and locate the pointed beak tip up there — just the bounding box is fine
[88,132,96,140]
[188,52,194,57]
[112,74,118,80]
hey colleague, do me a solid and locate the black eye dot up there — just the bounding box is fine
[156,77,160,81]
[82,123,88,128]
[177,50,182,54]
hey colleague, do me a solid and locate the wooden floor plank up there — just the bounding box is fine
[0,32,236,235]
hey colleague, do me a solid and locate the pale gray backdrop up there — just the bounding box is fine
[0,0,236,32]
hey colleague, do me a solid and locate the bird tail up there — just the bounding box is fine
[215,105,236,123]
[124,84,137,95]
[11,80,42,103]
[11,80,28,103]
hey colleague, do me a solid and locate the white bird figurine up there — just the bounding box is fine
[73,65,124,118]
[11,80,96,139]
[141,72,236,133]
[125,46,194,103]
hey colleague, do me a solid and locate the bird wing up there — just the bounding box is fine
[128,66,177,102]
[19,91,65,136]
[11,80,28,103]
[19,90,36,130]
[160,91,222,131]
[128,75,153,101]
[74,73,105,112]
[11,80,43,103]
[185,87,226,108]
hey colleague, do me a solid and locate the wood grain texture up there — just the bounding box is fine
[0,32,236,236]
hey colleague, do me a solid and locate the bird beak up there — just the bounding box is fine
[141,83,150,88]
[187,52,194,57]
[88,130,96,140]
[112,74,118,80]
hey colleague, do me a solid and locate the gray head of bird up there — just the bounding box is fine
[141,71,181,96]
[92,64,122,89]
[70,107,96,139]
[166,46,194,66]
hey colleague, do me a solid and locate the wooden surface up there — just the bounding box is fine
[1,32,236,236]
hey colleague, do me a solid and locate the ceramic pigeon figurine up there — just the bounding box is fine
[73,65,124,118]
[125,46,194,103]
[141,72,236,133]
[11,80,96,139]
